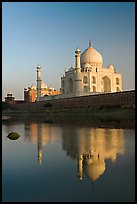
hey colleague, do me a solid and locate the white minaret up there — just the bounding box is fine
[36,64,42,101]
[75,47,81,71]
[75,47,82,96]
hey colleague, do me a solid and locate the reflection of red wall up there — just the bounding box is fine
[12,90,135,109]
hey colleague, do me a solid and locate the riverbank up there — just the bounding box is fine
[2,106,135,129]
[2,105,135,118]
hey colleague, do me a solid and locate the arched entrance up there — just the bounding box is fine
[102,76,111,92]
[83,76,88,84]
[83,86,88,92]
[116,87,120,92]
[68,78,73,93]
[93,86,96,92]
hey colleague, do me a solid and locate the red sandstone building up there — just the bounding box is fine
[4,93,15,104]
[4,93,25,104]
[24,83,61,102]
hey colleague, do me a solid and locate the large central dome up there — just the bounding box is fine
[80,46,103,65]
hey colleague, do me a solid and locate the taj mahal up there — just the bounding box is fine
[61,41,122,98]
[36,41,122,101]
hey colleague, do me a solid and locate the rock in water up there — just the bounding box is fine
[7,132,20,140]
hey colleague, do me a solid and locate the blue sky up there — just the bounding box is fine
[2,2,135,100]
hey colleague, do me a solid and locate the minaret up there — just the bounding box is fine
[75,47,81,71]
[120,68,122,91]
[74,47,82,96]
[36,64,42,101]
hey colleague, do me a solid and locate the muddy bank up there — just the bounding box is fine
[2,107,135,129]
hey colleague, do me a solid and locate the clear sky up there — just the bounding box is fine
[2,2,135,100]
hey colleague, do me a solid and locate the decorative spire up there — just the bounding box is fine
[37,64,41,69]
[89,39,91,47]
[75,47,81,54]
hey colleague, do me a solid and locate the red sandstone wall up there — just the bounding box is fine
[11,90,135,110]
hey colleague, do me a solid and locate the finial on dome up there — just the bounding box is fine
[89,40,92,47]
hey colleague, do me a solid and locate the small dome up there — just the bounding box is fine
[7,92,12,96]
[30,85,36,90]
[75,47,81,54]
[69,65,74,71]
[108,64,114,70]
[41,81,47,89]
[37,64,41,69]
[49,85,54,91]
[81,46,103,65]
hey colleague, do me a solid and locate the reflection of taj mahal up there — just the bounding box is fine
[25,123,58,164]
[25,123,124,183]
[62,127,124,182]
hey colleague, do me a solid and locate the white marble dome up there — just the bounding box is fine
[81,46,103,65]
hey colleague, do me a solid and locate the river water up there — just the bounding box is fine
[2,118,135,202]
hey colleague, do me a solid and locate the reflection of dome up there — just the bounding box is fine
[81,46,103,65]
[83,159,105,182]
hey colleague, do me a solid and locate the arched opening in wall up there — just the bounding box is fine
[116,87,120,92]
[93,86,96,92]
[83,76,88,84]
[116,78,119,85]
[68,78,73,93]
[102,76,111,92]
[92,76,96,83]
[83,86,88,92]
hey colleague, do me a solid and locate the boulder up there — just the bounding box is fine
[7,132,20,140]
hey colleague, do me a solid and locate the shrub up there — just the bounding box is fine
[2,102,11,110]
[44,102,53,108]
